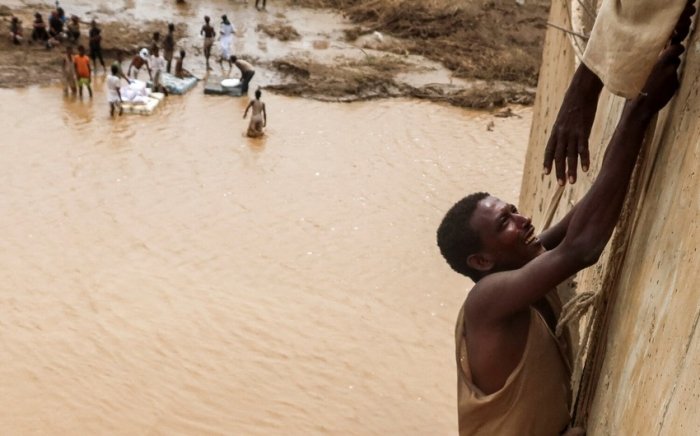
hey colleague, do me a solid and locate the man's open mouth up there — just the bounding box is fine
[524,227,537,245]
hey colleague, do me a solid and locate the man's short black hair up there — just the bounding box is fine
[437,192,490,281]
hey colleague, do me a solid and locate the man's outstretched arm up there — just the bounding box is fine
[470,43,685,322]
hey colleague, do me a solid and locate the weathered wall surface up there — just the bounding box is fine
[520,1,699,434]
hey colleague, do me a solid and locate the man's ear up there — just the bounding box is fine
[467,253,494,272]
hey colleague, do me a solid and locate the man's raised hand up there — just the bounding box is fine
[637,44,684,116]
[672,0,696,44]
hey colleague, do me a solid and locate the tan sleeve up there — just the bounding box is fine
[582,0,688,98]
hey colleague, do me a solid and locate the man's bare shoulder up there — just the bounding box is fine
[464,273,505,324]
[464,268,538,329]
[464,284,498,334]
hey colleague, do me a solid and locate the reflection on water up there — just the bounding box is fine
[0,85,530,435]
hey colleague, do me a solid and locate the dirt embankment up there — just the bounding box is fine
[257,22,301,41]
[265,0,549,108]
[265,54,535,108]
[291,0,549,85]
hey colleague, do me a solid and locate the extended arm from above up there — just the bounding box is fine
[543,63,603,186]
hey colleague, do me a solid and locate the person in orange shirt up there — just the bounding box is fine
[73,45,92,98]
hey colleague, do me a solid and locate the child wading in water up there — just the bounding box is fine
[107,64,124,117]
[62,45,77,95]
[243,88,267,138]
[73,45,93,98]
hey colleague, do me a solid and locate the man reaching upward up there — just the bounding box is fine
[436,22,689,436]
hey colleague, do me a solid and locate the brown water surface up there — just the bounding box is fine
[0,85,531,434]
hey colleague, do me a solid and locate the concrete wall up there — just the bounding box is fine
[520,1,700,434]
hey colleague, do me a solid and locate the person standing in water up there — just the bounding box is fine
[230,55,255,94]
[73,45,92,98]
[218,15,235,71]
[200,16,216,71]
[255,0,267,11]
[62,45,77,95]
[164,23,176,74]
[149,46,168,95]
[107,64,124,117]
[243,88,267,138]
[127,48,152,80]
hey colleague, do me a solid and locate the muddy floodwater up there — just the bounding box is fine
[0,85,531,435]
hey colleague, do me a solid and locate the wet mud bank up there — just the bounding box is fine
[265,56,535,108]
[292,0,550,84]
[285,0,548,107]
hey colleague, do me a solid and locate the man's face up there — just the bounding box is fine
[469,196,545,272]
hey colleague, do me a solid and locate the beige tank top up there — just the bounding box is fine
[455,303,572,435]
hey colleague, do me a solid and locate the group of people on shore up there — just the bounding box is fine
[9,2,112,100]
[11,8,82,49]
[8,6,265,135]
[9,4,107,100]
